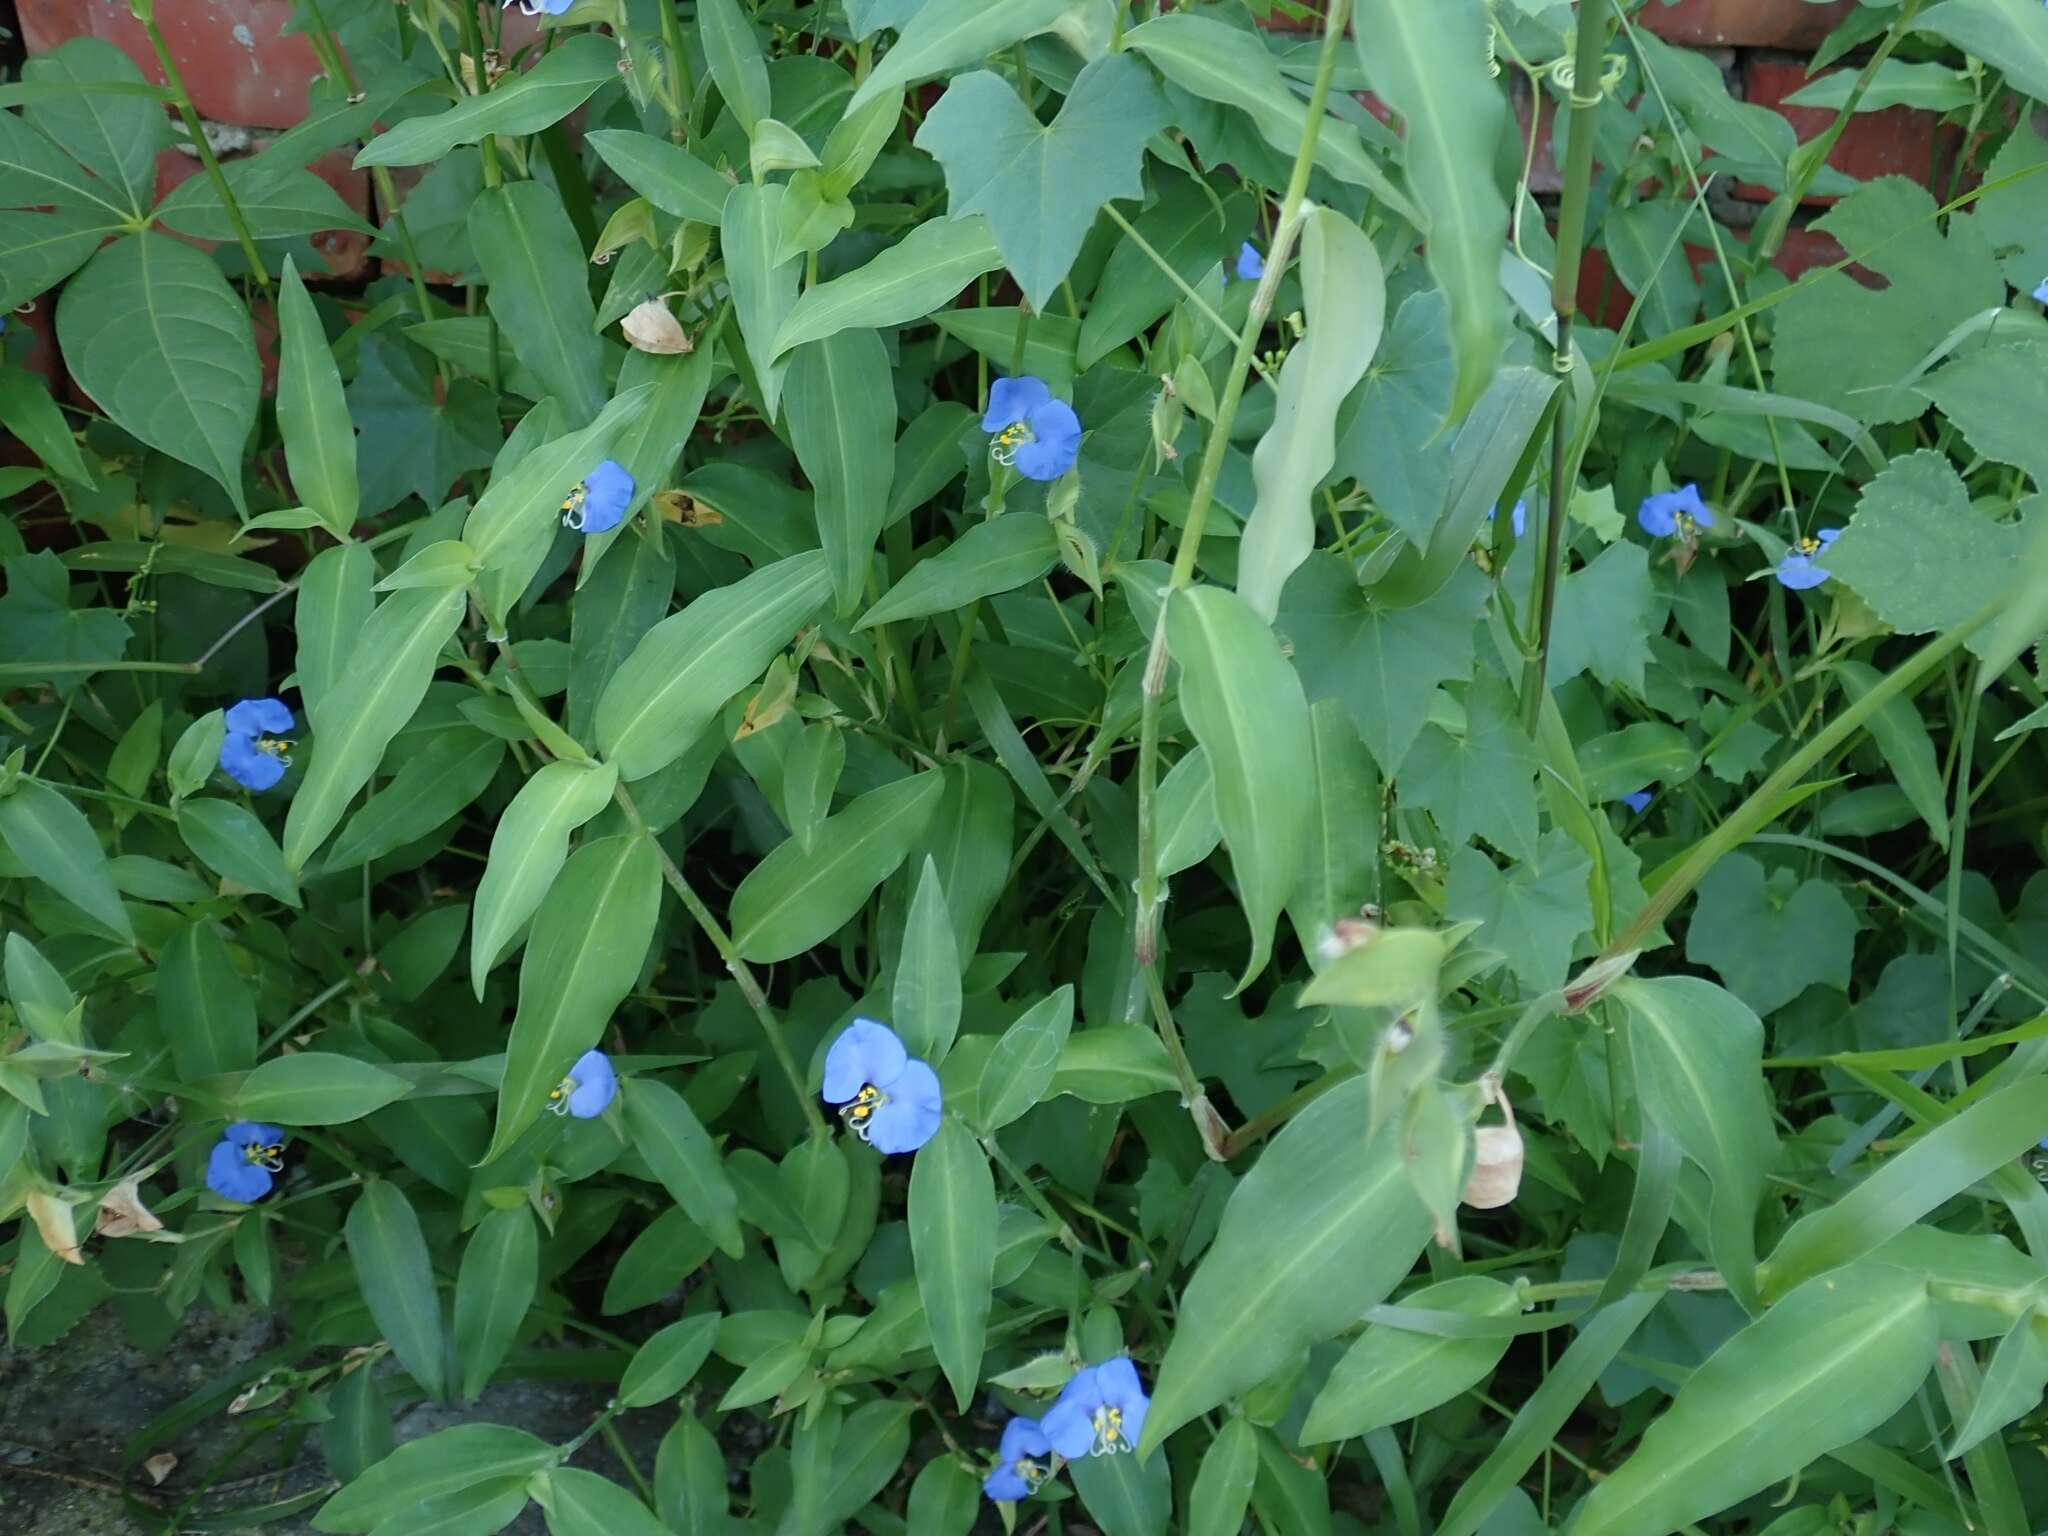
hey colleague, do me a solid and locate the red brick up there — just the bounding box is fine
[152,146,371,281]
[1574,219,1863,329]
[1641,0,1856,48]
[1736,53,1959,203]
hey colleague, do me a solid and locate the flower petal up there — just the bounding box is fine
[1774,554,1830,591]
[566,1049,617,1117]
[226,1121,286,1147]
[577,459,636,535]
[865,1056,942,1153]
[220,732,286,791]
[206,1139,273,1202]
[983,1465,1031,1502]
[1235,241,1265,281]
[1014,398,1081,481]
[821,1018,908,1103]
[1620,790,1653,813]
[225,697,293,736]
[983,375,1052,433]
[999,1416,1052,1461]
[1093,1356,1145,1411]
[1040,1394,1096,1460]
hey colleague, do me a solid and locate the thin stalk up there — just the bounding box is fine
[658,0,696,143]
[611,783,827,1138]
[1519,0,1614,732]
[1100,203,1277,388]
[1128,0,1350,1011]
[133,3,270,294]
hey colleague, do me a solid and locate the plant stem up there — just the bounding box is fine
[611,783,827,1137]
[1519,0,1613,732]
[658,0,696,143]
[1099,203,1277,388]
[133,4,270,294]
[1127,0,1349,1044]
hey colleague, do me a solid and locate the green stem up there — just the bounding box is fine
[599,1420,657,1506]
[611,783,827,1137]
[134,1,270,294]
[658,0,696,143]
[1128,0,1350,1028]
[981,1131,1081,1254]
[1519,0,1613,732]
[1100,203,1277,388]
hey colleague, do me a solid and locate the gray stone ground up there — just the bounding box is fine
[0,1304,680,1535]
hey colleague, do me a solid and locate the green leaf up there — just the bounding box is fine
[909,1116,997,1410]
[1287,700,1380,957]
[295,542,375,723]
[1763,1077,2048,1302]
[1576,722,1698,803]
[471,760,619,994]
[1771,179,2001,425]
[347,335,502,516]
[55,233,258,513]
[591,346,718,583]
[569,525,675,738]
[537,1468,666,1536]
[913,55,1168,312]
[771,215,1004,358]
[731,771,944,962]
[376,539,478,592]
[1924,340,2048,489]
[654,1413,728,1534]
[155,162,373,243]
[1239,207,1386,618]
[1123,14,1417,223]
[0,207,115,311]
[1834,659,1947,847]
[1617,976,1776,1312]
[1079,173,1247,369]
[1302,1276,1519,1442]
[1351,0,1509,419]
[1949,1314,2048,1458]
[893,857,962,1062]
[177,798,300,907]
[586,130,730,223]
[0,98,133,221]
[699,0,771,136]
[20,38,165,217]
[858,514,1059,629]
[595,549,831,781]
[1444,829,1594,992]
[1154,748,1220,880]
[314,1424,559,1533]
[1571,1265,1939,1536]
[355,35,621,167]
[905,1457,980,1536]
[1973,115,2048,291]
[486,834,661,1161]
[1071,1447,1173,1536]
[453,1206,539,1401]
[1188,1419,1260,1536]
[618,1313,719,1409]
[1914,0,2048,102]
[1824,450,2025,651]
[1052,1024,1180,1103]
[1142,1076,1434,1452]
[320,1359,391,1485]
[284,586,466,868]
[1683,852,1855,1015]
[1402,673,1542,863]
[158,919,256,1080]
[723,183,800,418]
[604,1208,715,1315]
[785,328,897,615]
[236,1053,411,1125]
[1168,586,1314,990]
[343,1180,448,1401]
[975,986,1076,1131]
[0,778,131,942]
[0,551,131,692]
[0,365,92,489]
[622,1077,743,1259]
[325,731,504,872]
[470,181,607,428]
[846,0,1080,114]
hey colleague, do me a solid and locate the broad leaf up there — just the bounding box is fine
[858,514,1058,629]
[236,1053,411,1125]
[846,0,1081,113]
[0,778,132,942]
[343,1180,448,1401]
[1302,1276,1520,1442]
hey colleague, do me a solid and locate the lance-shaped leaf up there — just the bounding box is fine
[771,216,1004,358]
[485,834,661,1161]
[1166,586,1313,990]
[909,1116,996,1411]
[623,1078,743,1258]
[471,760,619,995]
[453,1206,538,1401]
[846,0,1081,113]
[0,778,132,943]
[470,181,607,428]
[343,1180,447,1401]
[272,256,359,538]
[785,329,897,615]
[857,514,1058,629]
[723,183,800,418]
[355,34,622,167]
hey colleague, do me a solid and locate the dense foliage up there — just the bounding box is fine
[5,0,2048,1531]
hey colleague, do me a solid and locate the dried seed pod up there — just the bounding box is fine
[622,298,692,355]
[1461,1076,1523,1211]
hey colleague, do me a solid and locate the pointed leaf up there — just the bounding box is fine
[974,986,1075,1131]
[158,919,255,1080]
[343,1181,447,1401]
[771,216,1004,358]
[909,1116,996,1410]
[471,760,619,994]
[785,328,897,615]
[355,35,622,167]
[454,1206,538,1401]
[846,0,1080,113]
[893,856,961,1061]
[622,1077,743,1258]
[858,514,1058,629]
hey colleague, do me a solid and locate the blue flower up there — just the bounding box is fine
[1489,500,1527,538]
[2034,276,2048,304]
[1775,527,1839,590]
[1637,484,1714,538]
[1235,241,1265,281]
[983,1416,1054,1502]
[505,0,575,14]
[220,697,295,791]
[983,376,1082,482]
[1042,1358,1150,1460]
[821,1018,943,1154]
[1620,790,1652,814]
[550,1048,616,1118]
[206,1121,287,1202]
[561,459,635,534]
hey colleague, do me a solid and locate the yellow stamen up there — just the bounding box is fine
[1794,536,1821,556]
[840,1082,887,1140]
[1091,1404,1130,1455]
[561,483,590,531]
[1014,1457,1047,1491]
[547,1074,578,1115]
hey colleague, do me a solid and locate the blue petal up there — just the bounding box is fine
[998,1416,1052,1461]
[1636,497,1676,537]
[225,697,293,736]
[567,1049,617,1117]
[2035,277,2048,304]
[1014,398,1082,481]
[220,732,286,791]
[1815,527,1841,545]
[226,1121,286,1147]
[1236,241,1265,280]
[577,459,636,535]
[1510,500,1526,538]
[1620,790,1653,813]
[1040,1390,1097,1460]
[822,1018,908,1103]
[984,1465,1032,1502]
[983,375,1051,433]
[1094,1357,1147,1412]
[1774,554,1831,590]
[865,1056,942,1153]
[206,1139,274,1202]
